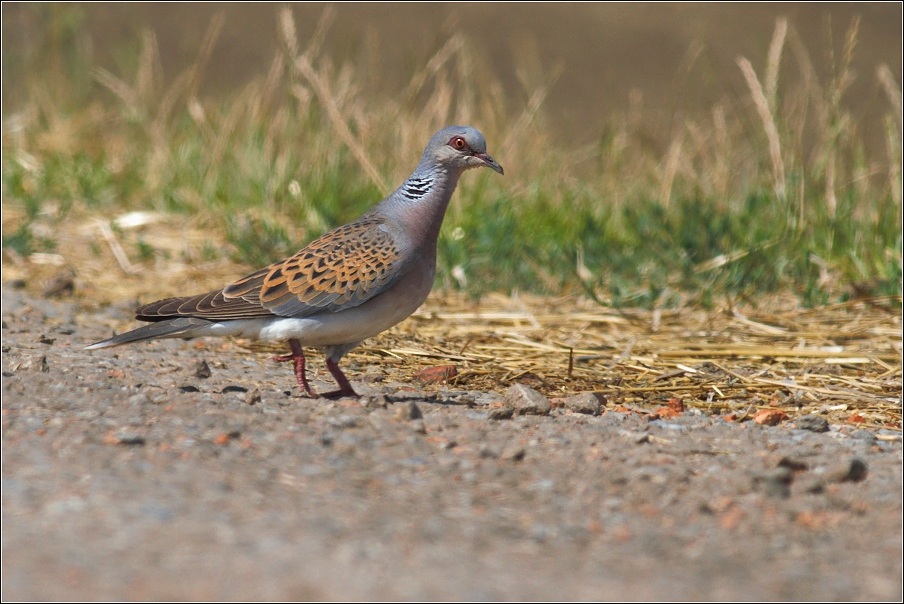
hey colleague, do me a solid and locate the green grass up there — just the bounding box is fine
[2,8,901,308]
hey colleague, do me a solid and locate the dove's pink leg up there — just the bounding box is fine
[321,358,359,398]
[272,339,318,398]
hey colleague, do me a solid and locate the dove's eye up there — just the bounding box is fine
[450,136,467,151]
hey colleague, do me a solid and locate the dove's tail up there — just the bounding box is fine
[85,317,214,350]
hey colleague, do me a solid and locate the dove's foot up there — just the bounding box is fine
[272,338,318,398]
[320,358,359,399]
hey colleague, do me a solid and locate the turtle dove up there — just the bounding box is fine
[87,126,503,398]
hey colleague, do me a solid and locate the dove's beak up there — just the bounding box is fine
[475,152,504,175]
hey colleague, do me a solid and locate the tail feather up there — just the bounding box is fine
[86,317,214,350]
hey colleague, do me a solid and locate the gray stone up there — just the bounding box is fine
[504,384,551,416]
[501,445,526,461]
[564,392,603,415]
[487,406,514,420]
[194,360,212,379]
[396,401,423,421]
[362,394,390,409]
[803,478,826,494]
[41,270,75,298]
[776,456,808,471]
[127,393,152,407]
[620,430,650,444]
[850,429,877,442]
[754,467,793,499]
[115,431,146,446]
[795,414,829,432]
[329,415,361,429]
[245,389,262,405]
[828,458,868,483]
[12,354,48,373]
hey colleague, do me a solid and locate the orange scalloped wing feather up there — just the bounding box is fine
[223,217,402,318]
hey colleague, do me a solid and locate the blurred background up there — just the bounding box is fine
[2,3,902,308]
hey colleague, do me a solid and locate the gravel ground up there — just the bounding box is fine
[2,288,902,600]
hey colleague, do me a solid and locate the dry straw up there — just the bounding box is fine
[232,291,901,430]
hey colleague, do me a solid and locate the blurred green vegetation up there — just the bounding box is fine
[2,6,901,307]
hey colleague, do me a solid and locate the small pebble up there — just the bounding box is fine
[245,388,261,405]
[487,406,514,420]
[776,456,808,471]
[478,445,498,459]
[329,415,360,429]
[501,445,526,461]
[563,392,604,416]
[41,270,75,298]
[803,478,826,494]
[504,384,551,416]
[754,467,793,499]
[194,360,212,379]
[396,401,423,421]
[795,414,829,432]
[127,393,152,406]
[850,430,877,442]
[115,431,146,446]
[828,458,868,483]
[12,354,48,373]
[620,430,650,444]
[362,394,390,409]
[362,368,385,383]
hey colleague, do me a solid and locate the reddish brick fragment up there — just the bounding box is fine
[754,409,788,426]
[414,365,458,383]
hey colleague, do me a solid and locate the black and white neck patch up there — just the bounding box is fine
[402,176,434,201]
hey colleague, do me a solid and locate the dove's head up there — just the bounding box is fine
[421,126,504,175]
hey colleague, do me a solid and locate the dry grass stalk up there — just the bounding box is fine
[292,53,388,194]
[660,130,684,208]
[737,56,786,200]
[787,27,828,129]
[765,17,788,111]
[837,16,860,108]
[402,35,465,105]
[95,220,139,275]
[885,115,902,207]
[183,13,225,102]
[501,65,561,158]
[280,8,388,195]
[825,148,837,219]
[202,85,258,197]
[877,64,903,132]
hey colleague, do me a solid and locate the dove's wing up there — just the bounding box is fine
[135,216,404,322]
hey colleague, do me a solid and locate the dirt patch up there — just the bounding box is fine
[2,288,902,599]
